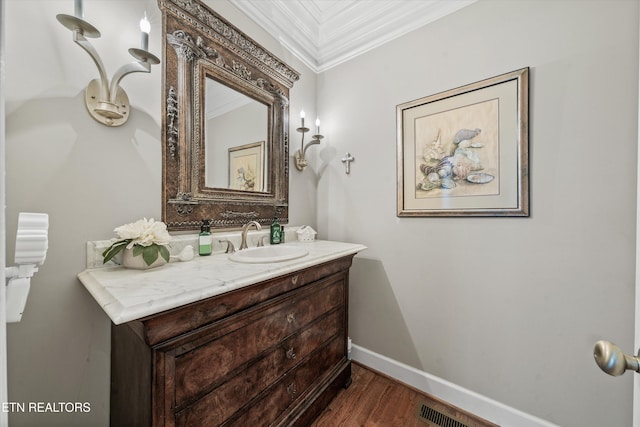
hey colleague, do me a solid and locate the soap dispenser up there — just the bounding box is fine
[199,219,212,256]
[270,217,282,245]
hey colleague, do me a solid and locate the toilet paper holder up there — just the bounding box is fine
[4,213,49,323]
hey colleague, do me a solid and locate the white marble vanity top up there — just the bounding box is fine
[78,240,366,325]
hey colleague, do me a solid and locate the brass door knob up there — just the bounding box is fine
[594,340,640,376]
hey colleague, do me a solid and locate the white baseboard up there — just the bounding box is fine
[350,344,559,427]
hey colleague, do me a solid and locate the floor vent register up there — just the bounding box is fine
[415,399,500,427]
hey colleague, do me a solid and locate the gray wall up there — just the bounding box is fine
[4,1,316,426]
[316,1,638,426]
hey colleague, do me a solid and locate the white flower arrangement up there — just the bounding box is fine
[102,218,172,266]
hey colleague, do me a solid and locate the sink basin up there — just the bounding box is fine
[229,245,308,263]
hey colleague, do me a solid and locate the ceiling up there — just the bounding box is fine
[228,0,476,73]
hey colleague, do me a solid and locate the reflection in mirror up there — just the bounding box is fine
[205,78,269,191]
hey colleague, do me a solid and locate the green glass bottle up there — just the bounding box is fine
[199,219,212,256]
[270,217,282,245]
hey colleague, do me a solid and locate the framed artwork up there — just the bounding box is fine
[397,67,529,217]
[228,141,265,191]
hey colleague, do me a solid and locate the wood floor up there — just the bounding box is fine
[310,362,498,427]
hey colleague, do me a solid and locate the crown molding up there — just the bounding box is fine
[228,0,476,73]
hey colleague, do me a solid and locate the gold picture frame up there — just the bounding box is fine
[228,141,265,192]
[397,67,529,217]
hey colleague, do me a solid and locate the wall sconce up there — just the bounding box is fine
[56,0,160,127]
[295,110,324,171]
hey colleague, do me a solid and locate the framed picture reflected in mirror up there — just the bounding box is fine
[228,141,266,192]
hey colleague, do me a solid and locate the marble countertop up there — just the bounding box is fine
[78,240,366,325]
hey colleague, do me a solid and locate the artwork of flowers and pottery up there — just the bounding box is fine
[397,68,529,217]
[228,141,265,191]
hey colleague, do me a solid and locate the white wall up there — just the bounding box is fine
[317,1,638,426]
[3,1,316,425]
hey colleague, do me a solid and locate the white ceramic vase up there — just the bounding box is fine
[122,247,167,270]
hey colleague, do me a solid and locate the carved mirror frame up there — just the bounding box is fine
[158,0,299,231]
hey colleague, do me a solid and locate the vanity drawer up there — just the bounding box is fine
[173,276,345,407]
[224,334,345,427]
[174,309,344,425]
[141,257,354,346]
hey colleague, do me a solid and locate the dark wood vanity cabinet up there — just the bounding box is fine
[110,256,354,427]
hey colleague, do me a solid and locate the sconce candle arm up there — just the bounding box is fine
[108,48,161,104]
[298,126,309,152]
[72,29,109,100]
[303,136,322,155]
[109,61,149,104]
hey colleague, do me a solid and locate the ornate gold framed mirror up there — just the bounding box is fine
[158,0,299,231]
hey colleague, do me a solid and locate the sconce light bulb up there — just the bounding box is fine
[300,110,305,119]
[140,13,151,34]
[140,12,151,51]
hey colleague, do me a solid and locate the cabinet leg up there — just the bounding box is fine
[343,376,352,389]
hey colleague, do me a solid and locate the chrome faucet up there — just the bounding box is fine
[240,221,262,250]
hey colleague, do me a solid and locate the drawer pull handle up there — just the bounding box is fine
[286,313,296,323]
[287,383,297,397]
[291,275,299,285]
[286,347,296,360]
